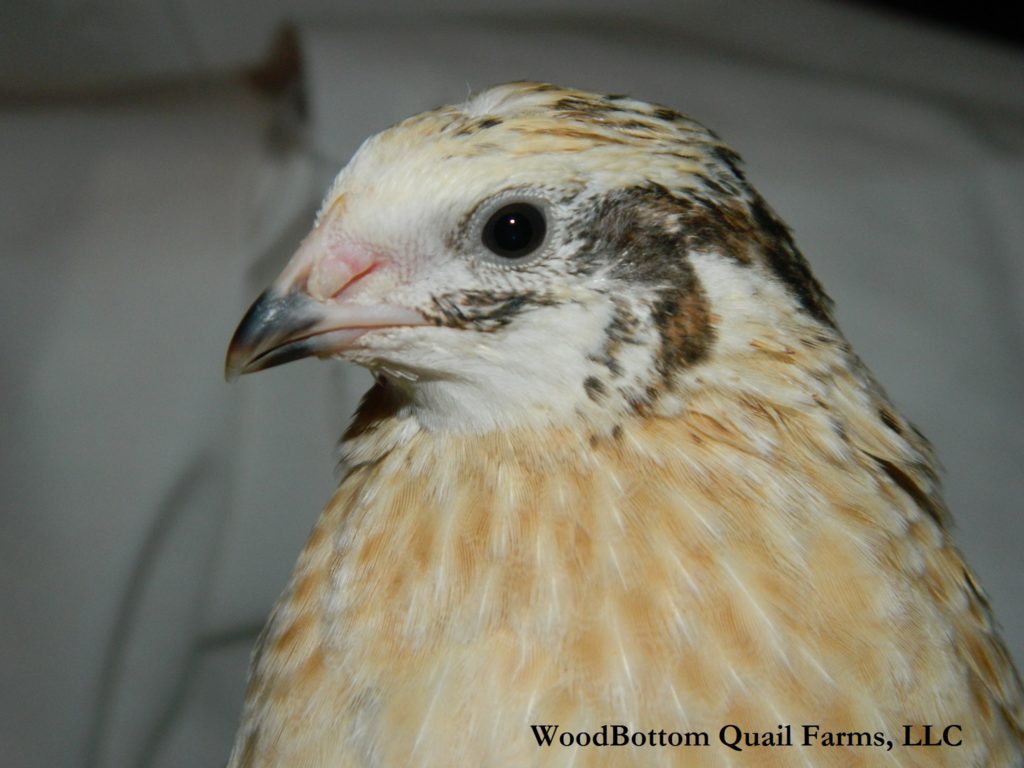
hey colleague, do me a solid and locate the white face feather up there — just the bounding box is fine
[370,303,624,432]
[329,178,663,431]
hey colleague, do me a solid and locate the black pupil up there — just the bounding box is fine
[483,203,546,258]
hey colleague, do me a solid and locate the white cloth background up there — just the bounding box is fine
[2,3,1022,767]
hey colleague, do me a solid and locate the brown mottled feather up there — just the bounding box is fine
[232,334,1022,767]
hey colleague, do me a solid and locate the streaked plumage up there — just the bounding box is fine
[225,82,1023,766]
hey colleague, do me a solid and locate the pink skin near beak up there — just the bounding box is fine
[224,227,428,380]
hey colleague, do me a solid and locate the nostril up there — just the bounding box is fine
[307,244,381,301]
[309,255,353,300]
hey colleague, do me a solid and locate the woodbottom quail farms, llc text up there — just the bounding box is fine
[530,723,964,752]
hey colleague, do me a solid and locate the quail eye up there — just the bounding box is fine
[481,202,547,259]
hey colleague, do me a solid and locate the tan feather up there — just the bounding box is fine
[230,330,1022,767]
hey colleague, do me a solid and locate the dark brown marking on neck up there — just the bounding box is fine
[651,284,714,376]
[879,407,903,435]
[583,376,607,402]
[581,182,835,331]
[747,195,835,327]
[869,453,948,528]
[343,378,404,444]
[579,185,720,379]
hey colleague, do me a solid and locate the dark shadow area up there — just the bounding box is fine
[850,1,1024,48]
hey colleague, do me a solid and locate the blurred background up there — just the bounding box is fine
[2,2,1022,766]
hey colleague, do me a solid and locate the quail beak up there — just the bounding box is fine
[225,227,428,381]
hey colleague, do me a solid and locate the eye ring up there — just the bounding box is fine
[482,201,547,259]
[468,193,556,267]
